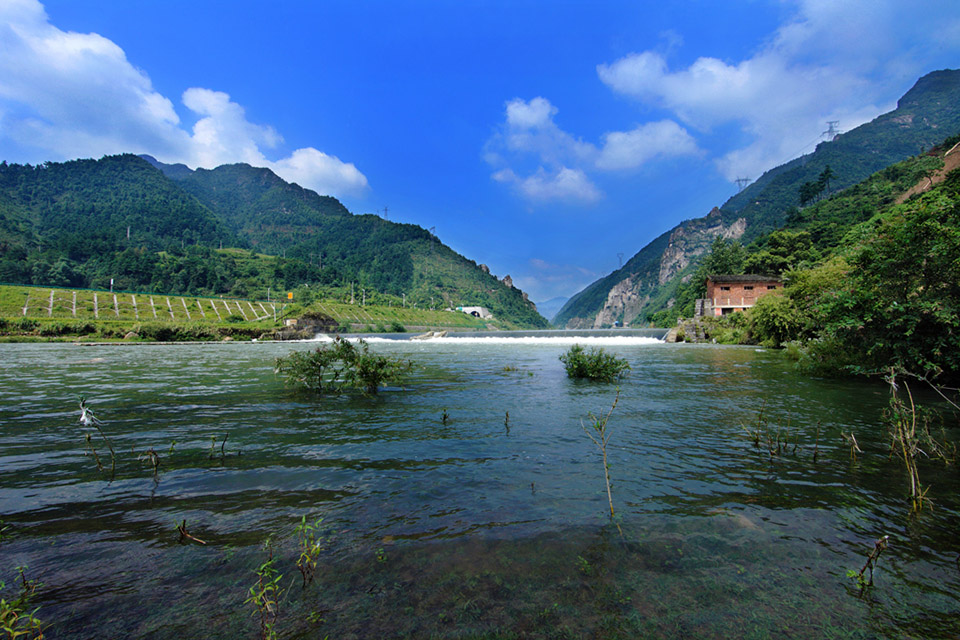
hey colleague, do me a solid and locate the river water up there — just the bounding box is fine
[1,336,958,638]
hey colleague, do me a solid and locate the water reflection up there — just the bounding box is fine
[0,341,957,638]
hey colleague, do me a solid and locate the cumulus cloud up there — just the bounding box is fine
[597,0,960,181]
[596,120,701,170]
[493,166,601,203]
[500,97,595,165]
[0,0,368,196]
[486,96,698,204]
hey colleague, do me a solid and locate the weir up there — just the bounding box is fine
[312,328,670,343]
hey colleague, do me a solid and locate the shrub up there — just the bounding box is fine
[275,337,412,395]
[701,313,749,344]
[559,345,630,381]
[14,318,37,332]
[746,293,804,348]
[389,320,405,333]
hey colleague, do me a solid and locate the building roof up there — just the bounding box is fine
[707,274,783,284]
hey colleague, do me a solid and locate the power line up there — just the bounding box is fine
[822,120,842,139]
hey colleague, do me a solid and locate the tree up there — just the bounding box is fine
[818,165,835,196]
[799,180,823,207]
[743,230,816,275]
[817,172,960,381]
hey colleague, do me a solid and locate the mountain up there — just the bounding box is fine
[0,154,547,328]
[532,296,569,324]
[555,68,960,328]
[720,132,960,382]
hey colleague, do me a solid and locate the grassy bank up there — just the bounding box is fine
[0,283,496,341]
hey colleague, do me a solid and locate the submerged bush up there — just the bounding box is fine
[560,345,630,381]
[275,337,412,394]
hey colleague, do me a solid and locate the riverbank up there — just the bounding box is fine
[0,282,526,343]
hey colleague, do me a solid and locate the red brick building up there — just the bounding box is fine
[700,275,783,316]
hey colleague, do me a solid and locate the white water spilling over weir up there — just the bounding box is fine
[310,329,668,346]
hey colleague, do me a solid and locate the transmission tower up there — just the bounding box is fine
[382,205,389,220]
[735,177,751,191]
[822,121,841,139]
[617,252,624,269]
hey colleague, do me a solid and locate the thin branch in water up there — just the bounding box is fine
[813,421,821,463]
[580,388,623,537]
[848,535,889,593]
[177,519,207,545]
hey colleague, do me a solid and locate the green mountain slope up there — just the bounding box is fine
[157,160,546,327]
[0,155,546,328]
[717,133,960,382]
[555,68,960,328]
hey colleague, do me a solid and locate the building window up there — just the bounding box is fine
[767,285,777,290]
[744,286,754,291]
[720,286,731,291]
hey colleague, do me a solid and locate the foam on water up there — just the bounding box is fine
[310,334,663,346]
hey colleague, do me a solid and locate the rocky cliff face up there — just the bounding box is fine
[592,276,646,328]
[564,208,746,328]
[657,209,746,285]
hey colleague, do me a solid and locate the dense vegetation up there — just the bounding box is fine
[274,338,412,394]
[676,133,960,384]
[559,345,630,381]
[556,69,960,328]
[0,155,546,328]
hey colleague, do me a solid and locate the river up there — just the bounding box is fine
[1,336,958,638]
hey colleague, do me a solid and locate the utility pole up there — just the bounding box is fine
[402,293,406,307]
[351,282,355,304]
[362,288,366,306]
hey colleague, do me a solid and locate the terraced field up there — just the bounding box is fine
[0,284,490,333]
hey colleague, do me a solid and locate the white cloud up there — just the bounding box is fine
[272,148,368,197]
[0,0,368,197]
[500,97,595,165]
[493,166,601,203]
[505,96,556,129]
[596,120,700,170]
[487,96,698,203]
[597,0,960,181]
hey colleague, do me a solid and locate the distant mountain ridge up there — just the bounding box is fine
[555,68,960,328]
[0,154,547,328]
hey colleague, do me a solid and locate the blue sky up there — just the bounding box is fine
[2,0,959,304]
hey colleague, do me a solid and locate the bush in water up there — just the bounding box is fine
[275,337,412,395]
[560,345,630,381]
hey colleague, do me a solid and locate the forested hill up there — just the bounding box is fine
[0,154,547,328]
[555,68,960,328]
[690,132,960,383]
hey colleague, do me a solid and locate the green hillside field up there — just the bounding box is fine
[0,283,491,342]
